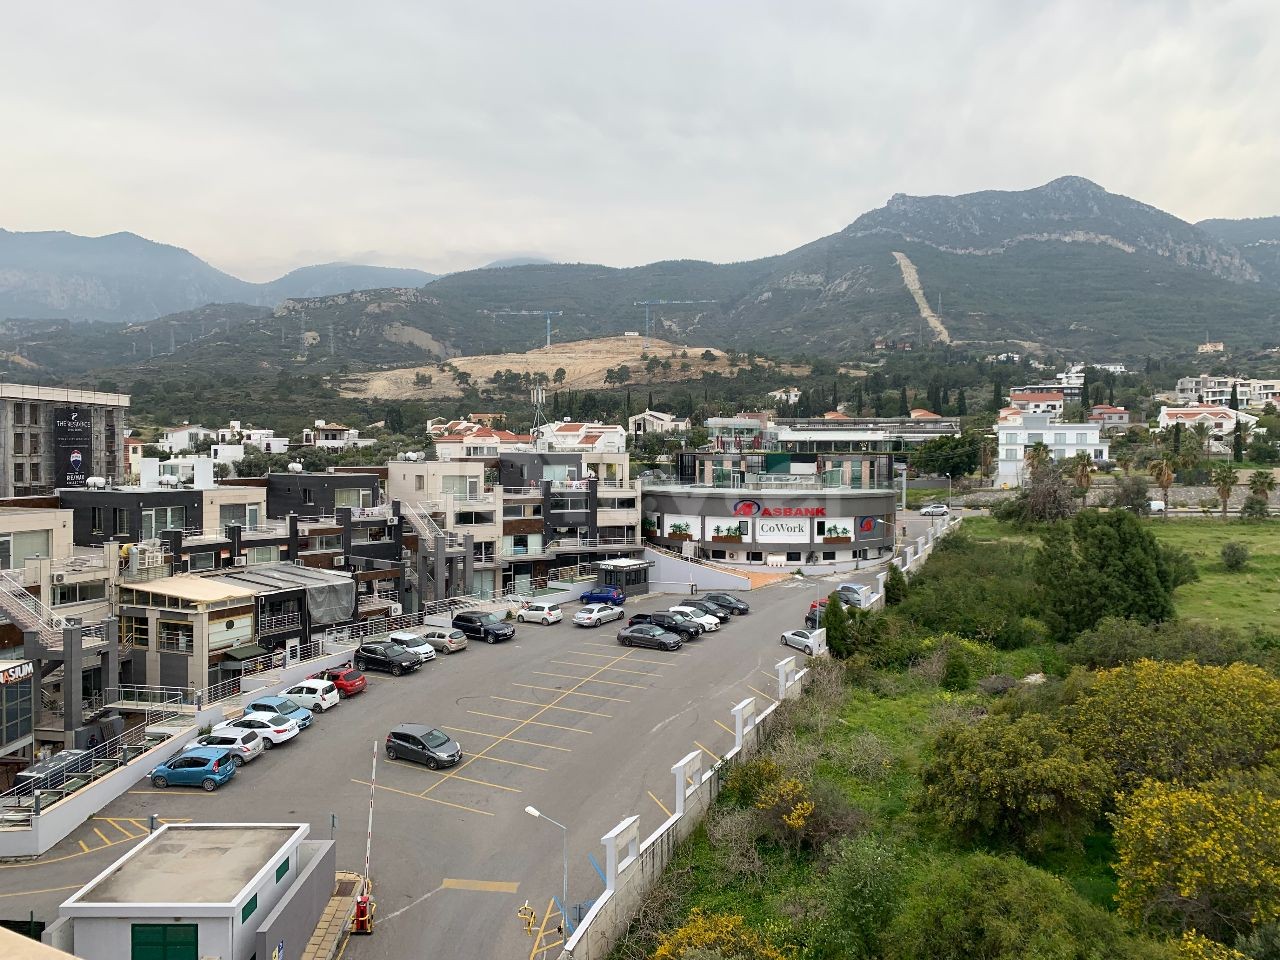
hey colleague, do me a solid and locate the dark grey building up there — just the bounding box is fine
[0,385,129,497]
[266,471,380,518]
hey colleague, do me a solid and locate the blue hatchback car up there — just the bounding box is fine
[244,696,313,730]
[150,747,236,791]
[579,586,625,606]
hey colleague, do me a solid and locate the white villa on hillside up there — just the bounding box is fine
[996,412,1109,488]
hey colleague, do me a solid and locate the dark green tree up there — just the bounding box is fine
[822,593,853,659]
[884,564,908,605]
[1229,382,1240,410]
[956,387,967,416]
[898,386,909,417]
[1233,425,1245,463]
[991,378,1003,412]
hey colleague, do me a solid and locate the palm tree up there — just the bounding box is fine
[1024,442,1051,473]
[1191,421,1212,459]
[1210,462,1237,520]
[1149,456,1176,518]
[1248,469,1277,499]
[1070,452,1094,507]
[1115,452,1133,476]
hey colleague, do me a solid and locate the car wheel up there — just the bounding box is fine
[231,754,244,767]
[486,635,496,644]
[517,614,526,623]
[262,738,274,750]
[620,636,630,646]
[542,617,550,625]
[426,757,439,770]
[202,778,218,792]
[391,664,403,677]
[804,646,813,655]
[386,746,397,760]
[355,659,367,671]
[781,636,788,645]
[151,775,168,789]
[444,646,453,654]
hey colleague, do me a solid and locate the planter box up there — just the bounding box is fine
[711,536,744,543]
[667,533,693,542]
[823,537,852,544]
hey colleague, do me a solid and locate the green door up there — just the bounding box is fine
[130,923,198,960]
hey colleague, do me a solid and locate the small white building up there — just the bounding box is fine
[1157,405,1258,438]
[1009,390,1065,416]
[535,421,628,453]
[627,409,691,436]
[301,420,377,450]
[996,412,1110,488]
[1088,404,1131,432]
[47,822,334,960]
[766,387,802,405]
[157,424,214,455]
[432,427,532,461]
[1174,375,1280,410]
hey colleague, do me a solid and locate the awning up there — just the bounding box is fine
[222,644,269,661]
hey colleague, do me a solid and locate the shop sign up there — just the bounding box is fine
[0,661,34,684]
[733,499,826,518]
[757,520,808,539]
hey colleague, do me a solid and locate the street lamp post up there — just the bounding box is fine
[525,805,568,926]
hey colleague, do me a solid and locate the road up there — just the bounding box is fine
[0,512,941,959]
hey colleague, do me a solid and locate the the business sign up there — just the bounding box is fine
[53,407,93,488]
[756,519,810,542]
[0,661,34,685]
[732,499,826,518]
[857,516,884,539]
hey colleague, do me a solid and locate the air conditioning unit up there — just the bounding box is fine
[172,559,189,573]
[52,572,66,584]
[293,559,305,567]
[389,602,403,616]
[386,516,400,527]
[401,549,411,561]
[232,556,247,567]
[728,552,738,561]
[333,555,346,568]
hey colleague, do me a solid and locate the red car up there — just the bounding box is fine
[312,666,367,698]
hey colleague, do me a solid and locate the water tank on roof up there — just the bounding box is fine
[85,477,107,489]
[287,462,304,473]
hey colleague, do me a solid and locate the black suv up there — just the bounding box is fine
[628,611,702,640]
[452,610,517,644]
[703,593,749,615]
[354,640,422,676]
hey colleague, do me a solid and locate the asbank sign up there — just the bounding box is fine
[733,499,826,518]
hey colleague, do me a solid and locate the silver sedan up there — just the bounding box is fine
[780,629,820,656]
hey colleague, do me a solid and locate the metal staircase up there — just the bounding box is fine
[0,568,67,650]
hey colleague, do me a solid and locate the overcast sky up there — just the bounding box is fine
[3,1,1277,280]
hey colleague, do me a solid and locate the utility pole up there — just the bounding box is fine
[633,299,718,348]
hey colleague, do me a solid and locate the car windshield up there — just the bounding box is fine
[448,631,465,640]
[276,700,301,713]
[346,671,364,680]
[479,613,502,625]
[267,714,291,726]
[424,729,450,748]
[384,644,407,656]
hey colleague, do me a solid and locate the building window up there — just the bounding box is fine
[142,506,186,539]
[747,552,763,563]
[122,615,149,649]
[247,546,277,565]
[276,858,290,882]
[815,520,826,536]
[1054,433,1067,445]
[1076,433,1088,445]
[12,434,22,455]
[28,434,39,455]
[241,894,258,923]
[786,551,802,562]
[12,464,22,483]
[414,475,424,492]
[1,677,33,748]
[710,549,726,560]
[822,551,836,561]
[220,503,262,529]
[335,487,372,508]
[113,508,131,537]
[1004,448,1018,461]
[29,463,39,482]
[54,581,108,606]
[12,404,24,426]
[188,552,215,571]
[0,530,51,569]
[28,405,38,425]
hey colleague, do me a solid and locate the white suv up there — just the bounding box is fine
[282,679,341,713]
[668,606,721,632]
[517,601,564,625]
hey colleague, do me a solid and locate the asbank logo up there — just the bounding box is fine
[733,499,763,517]
[732,499,827,518]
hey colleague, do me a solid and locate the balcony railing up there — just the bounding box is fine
[157,632,195,654]
[548,536,641,551]
[258,612,301,635]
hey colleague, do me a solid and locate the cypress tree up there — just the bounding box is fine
[1229,383,1240,411]
[1233,426,1245,463]
[899,387,910,417]
[957,388,967,416]
[992,379,1003,412]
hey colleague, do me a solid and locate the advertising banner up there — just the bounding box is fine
[53,407,92,487]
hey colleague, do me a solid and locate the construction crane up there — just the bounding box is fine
[489,309,564,349]
[633,299,718,347]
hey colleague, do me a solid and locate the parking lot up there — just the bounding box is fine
[0,561,893,959]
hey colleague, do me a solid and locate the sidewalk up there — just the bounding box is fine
[301,871,362,960]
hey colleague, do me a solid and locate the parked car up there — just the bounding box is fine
[185,729,263,767]
[1149,500,1167,514]
[215,712,300,749]
[517,601,563,625]
[579,585,625,606]
[452,611,516,644]
[702,593,750,615]
[416,627,469,654]
[628,611,702,640]
[281,680,340,713]
[243,696,313,730]
[314,666,367,698]
[385,724,462,769]
[683,599,731,623]
[780,629,820,656]
[354,640,423,675]
[668,605,721,632]
[574,603,626,628]
[920,503,950,517]
[150,747,236,791]
[617,624,683,651]
[389,630,438,665]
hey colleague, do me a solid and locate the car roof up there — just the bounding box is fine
[178,746,228,760]
[237,710,287,721]
[390,723,442,736]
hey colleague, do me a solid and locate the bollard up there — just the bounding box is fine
[149,814,158,833]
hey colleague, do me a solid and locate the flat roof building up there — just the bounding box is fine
[0,384,129,498]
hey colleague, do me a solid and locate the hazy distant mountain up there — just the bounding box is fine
[0,229,435,323]
[481,256,555,269]
[1196,216,1280,287]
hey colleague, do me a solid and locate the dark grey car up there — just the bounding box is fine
[617,624,683,651]
[703,593,749,615]
[385,724,463,769]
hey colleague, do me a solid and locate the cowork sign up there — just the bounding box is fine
[54,407,92,487]
[733,499,826,518]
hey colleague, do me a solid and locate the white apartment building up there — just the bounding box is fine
[214,421,290,453]
[1157,405,1259,438]
[766,387,802,405]
[432,427,532,461]
[1174,375,1280,410]
[301,420,377,450]
[627,409,691,435]
[996,413,1109,488]
[1009,390,1065,416]
[157,424,214,454]
[534,421,628,453]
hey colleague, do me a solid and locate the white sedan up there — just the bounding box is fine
[669,606,721,632]
[574,603,626,628]
[781,629,819,656]
[214,712,300,749]
[282,679,341,713]
[919,503,950,517]
[391,633,438,665]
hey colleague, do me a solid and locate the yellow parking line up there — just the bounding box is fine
[492,696,611,719]
[468,754,550,772]
[647,790,673,817]
[581,640,688,656]
[548,659,660,678]
[529,897,560,960]
[384,758,520,793]
[350,778,493,817]
[714,718,735,735]
[441,878,520,893]
[78,840,89,853]
[101,818,138,839]
[0,884,81,900]
[468,710,592,734]
[512,683,629,703]
[747,684,778,704]
[93,827,110,846]
[572,650,671,667]
[0,832,141,869]
[439,724,572,752]
[532,670,646,690]
[695,741,719,762]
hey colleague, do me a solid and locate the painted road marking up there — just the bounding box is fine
[77,840,89,853]
[530,897,563,960]
[0,884,81,900]
[512,683,629,703]
[92,827,110,846]
[384,757,520,793]
[439,724,572,752]
[420,647,640,799]
[100,818,138,839]
[441,878,520,893]
[581,640,688,656]
[572,649,671,667]
[747,683,779,704]
[532,670,646,690]
[715,718,735,735]
[695,741,720,762]
[468,710,592,734]
[468,754,550,772]
[350,778,493,817]
[548,659,661,678]
[492,695,611,719]
[647,790,673,818]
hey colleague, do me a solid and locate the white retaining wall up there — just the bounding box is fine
[644,548,752,594]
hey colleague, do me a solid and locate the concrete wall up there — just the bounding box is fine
[254,840,336,960]
[644,548,751,593]
[63,914,231,960]
[559,661,808,960]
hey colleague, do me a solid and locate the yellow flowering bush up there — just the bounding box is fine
[755,777,814,848]
[653,908,792,960]
[1175,931,1249,959]
[1113,779,1280,939]
[1067,660,1280,791]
